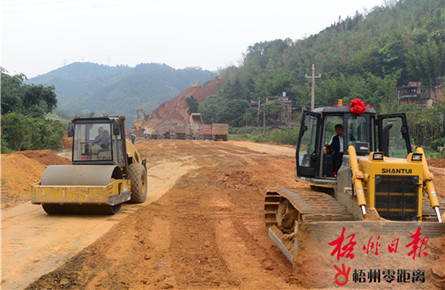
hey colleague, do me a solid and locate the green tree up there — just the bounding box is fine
[222,78,243,100]
[1,70,63,152]
[222,99,251,127]
[1,72,25,114]
[1,113,64,151]
[186,95,199,114]
[1,70,58,115]
[22,84,57,114]
[28,105,45,118]
[1,113,33,151]
[30,118,65,150]
[264,101,285,121]
[200,104,222,124]
[243,107,259,126]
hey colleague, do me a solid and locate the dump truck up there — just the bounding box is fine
[264,99,445,267]
[190,113,203,136]
[144,127,158,139]
[199,124,212,140]
[31,116,147,215]
[174,124,191,140]
[211,123,228,141]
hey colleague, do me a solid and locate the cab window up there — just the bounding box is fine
[73,123,112,161]
[347,116,368,145]
[299,114,319,167]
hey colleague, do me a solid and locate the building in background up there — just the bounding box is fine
[250,93,293,122]
[266,95,292,122]
[398,82,444,108]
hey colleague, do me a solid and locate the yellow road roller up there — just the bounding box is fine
[31,115,147,214]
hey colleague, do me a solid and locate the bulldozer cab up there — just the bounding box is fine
[70,117,127,167]
[296,105,411,181]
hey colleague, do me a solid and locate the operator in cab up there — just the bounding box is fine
[90,126,111,160]
[325,124,344,174]
[94,127,110,149]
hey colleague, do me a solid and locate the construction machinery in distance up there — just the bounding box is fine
[136,108,152,121]
[212,123,228,141]
[189,113,228,140]
[174,123,191,140]
[133,120,143,130]
[199,124,212,140]
[31,115,148,214]
[210,72,221,80]
[264,99,445,266]
[144,127,159,139]
[191,80,201,88]
[190,113,203,137]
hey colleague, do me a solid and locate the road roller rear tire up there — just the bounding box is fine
[129,163,147,203]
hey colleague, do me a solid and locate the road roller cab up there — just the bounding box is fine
[68,116,145,170]
[31,116,148,214]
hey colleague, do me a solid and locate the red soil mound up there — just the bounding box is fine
[145,80,223,129]
[1,150,71,209]
[13,150,71,166]
[1,154,47,209]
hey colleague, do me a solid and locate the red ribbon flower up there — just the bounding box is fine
[350,99,366,115]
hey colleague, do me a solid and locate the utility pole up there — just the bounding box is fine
[263,106,266,134]
[257,98,260,129]
[245,109,248,132]
[305,64,321,111]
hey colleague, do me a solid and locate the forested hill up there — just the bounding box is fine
[209,0,444,123]
[29,62,212,119]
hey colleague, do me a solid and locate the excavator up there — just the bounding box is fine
[133,120,144,131]
[210,72,221,80]
[136,108,151,121]
[191,80,201,88]
[31,115,147,214]
[265,99,445,267]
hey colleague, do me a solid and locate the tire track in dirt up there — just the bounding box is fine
[1,151,198,290]
[15,140,445,289]
[26,140,299,289]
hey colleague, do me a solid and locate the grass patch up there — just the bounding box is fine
[229,126,299,146]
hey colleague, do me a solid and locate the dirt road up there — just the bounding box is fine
[1,146,199,289]
[2,140,445,289]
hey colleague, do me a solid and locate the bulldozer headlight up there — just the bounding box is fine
[372,152,384,160]
[411,153,422,162]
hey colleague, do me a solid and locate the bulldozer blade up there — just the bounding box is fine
[271,220,445,268]
[268,226,295,265]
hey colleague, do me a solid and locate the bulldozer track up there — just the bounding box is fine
[264,187,445,270]
[265,187,353,228]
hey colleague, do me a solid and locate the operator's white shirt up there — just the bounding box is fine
[329,136,344,153]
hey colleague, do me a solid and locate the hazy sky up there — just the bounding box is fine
[2,0,385,78]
